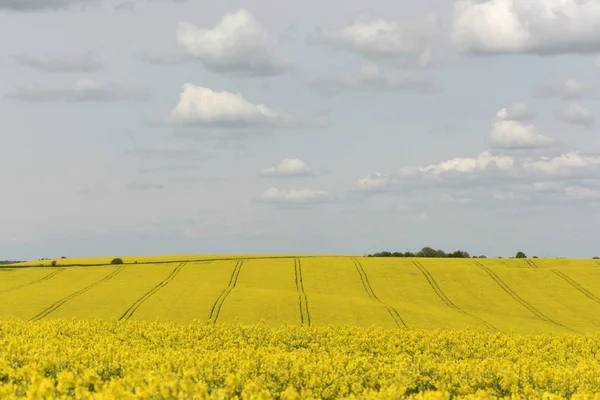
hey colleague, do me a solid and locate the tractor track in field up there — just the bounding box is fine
[120,263,186,321]
[473,260,578,333]
[294,258,311,327]
[353,258,407,328]
[0,268,65,295]
[208,260,243,324]
[31,266,126,321]
[525,260,539,268]
[552,269,600,306]
[413,261,498,332]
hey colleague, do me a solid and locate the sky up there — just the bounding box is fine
[1,0,600,260]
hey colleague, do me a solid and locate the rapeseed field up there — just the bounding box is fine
[2,256,600,332]
[2,256,600,398]
[1,320,600,399]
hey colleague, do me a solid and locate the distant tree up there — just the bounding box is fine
[533,256,538,259]
[51,261,57,266]
[61,256,66,259]
[417,247,446,258]
[516,251,527,259]
[593,257,599,259]
[478,255,487,259]
[449,250,470,258]
[110,258,124,265]
[391,252,404,257]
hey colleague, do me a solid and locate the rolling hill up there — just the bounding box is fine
[2,256,600,334]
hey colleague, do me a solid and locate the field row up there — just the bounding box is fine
[2,257,600,333]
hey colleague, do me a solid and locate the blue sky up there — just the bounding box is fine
[1,0,600,260]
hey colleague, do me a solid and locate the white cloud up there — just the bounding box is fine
[555,103,595,127]
[353,150,600,209]
[418,152,514,176]
[452,0,600,55]
[259,187,330,203]
[177,9,290,76]
[524,152,600,175]
[356,152,515,194]
[260,158,314,178]
[496,103,535,121]
[11,53,103,73]
[315,14,439,68]
[167,84,313,128]
[307,62,438,96]
[534,79,597,100]
[5,79,151,102]
[356,172,392,192]
[489,120,553,149]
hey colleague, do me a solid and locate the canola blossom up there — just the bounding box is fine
[1,319,600,399]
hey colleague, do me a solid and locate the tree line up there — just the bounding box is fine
[367,247,536,259]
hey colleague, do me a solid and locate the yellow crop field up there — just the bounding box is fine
[2,256,600,332]
[2,255,600,398]
[1,320,600,399]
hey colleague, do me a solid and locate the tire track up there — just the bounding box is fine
[413,261,498,332]
[473,260,578,333]
[119,263,186,321]
[0,268,65,295]
[294,258,311,327]
[552,269,600,306]
[525,259,539,268]
[208,260,243,324]
[31,266,125,321]
[353,258,407,328]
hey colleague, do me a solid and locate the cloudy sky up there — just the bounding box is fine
[2,0,600,260]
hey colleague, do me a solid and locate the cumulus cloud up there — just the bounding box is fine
[315,14,439,68]
[534,79,597,100]
[356,152,515,193]
[452,0,600,55]
[356,173,393,192]
[524,152,600,176]
[11,53,103,73]
[555,103,595,127]
[259,187,330,203]
[307,62,438,96]
[496,103,535,121]
[176,9,290,76]
[259,158,315,178]
[5,79,151,102]
[416,152,514,177]
[165,84,319,128]
[489,120,553,149]
[354,150,600,208]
